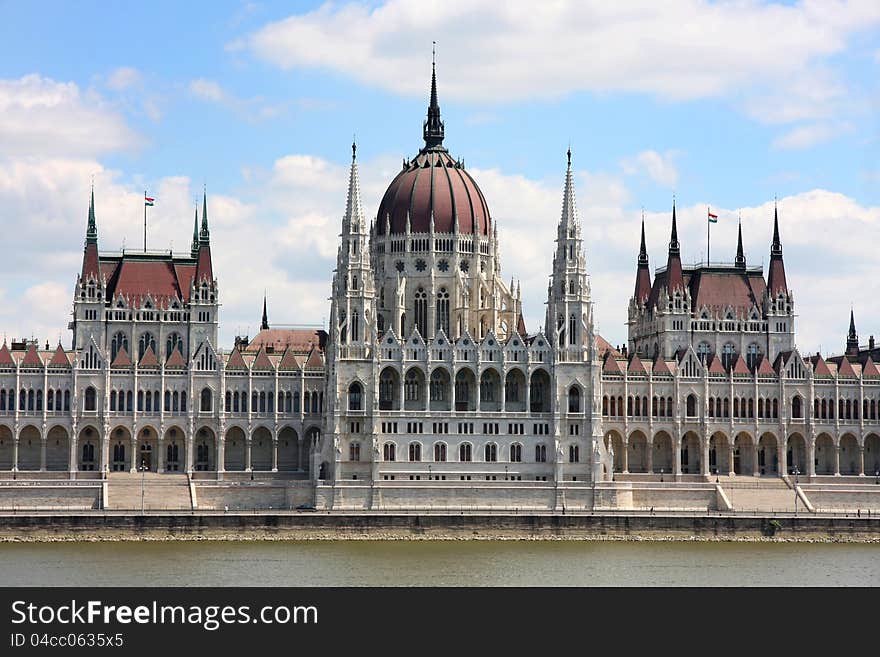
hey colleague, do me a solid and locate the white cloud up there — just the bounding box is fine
[771,122,851,149]
[236,0,880,109]
[188,77,286,121]
[106,67,142,91]
[0,74,142,157]
[621,150,679,187]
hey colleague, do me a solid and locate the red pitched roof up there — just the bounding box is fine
[139,344,159,367]
[305,348,323,369]
[111,346,132,367]
[165,347,186,368]
[652,356,674,376]
[278,348,301,370]
[595,335,622,359]
[837,357,856,377]
[252,346,275,371]
[812,354,832,377]
[862,357,880,377]
[0,343,14,366]
[108,257,187,307]
[516,313,527,337]
[226,348,247,370]
[21,343,43,367]
[755,355,775,376]
[244,328,326,354]
[48,344,70,367]
[732,355,751,375]
[627,354,647,374]
[707,354,726,375]
[603,353,623,374]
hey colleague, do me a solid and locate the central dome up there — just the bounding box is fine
[377,149,491,236]
[376,59,491,237]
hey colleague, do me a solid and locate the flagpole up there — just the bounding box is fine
[707,206,710,265]
[144,190,147,251]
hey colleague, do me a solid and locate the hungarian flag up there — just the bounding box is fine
[144,195,155,207]
[708,208,718,223]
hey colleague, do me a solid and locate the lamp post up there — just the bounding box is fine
[140,459,147,514]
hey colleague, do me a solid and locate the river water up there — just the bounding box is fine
[1,540,877,586]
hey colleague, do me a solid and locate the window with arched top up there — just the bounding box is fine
[84,386,97,412]
[792,396,803,419]
[568,386,581,413]
[138,332,156,360]
[414,288,428,337]
[721,343,737,369]
[111,332,128,361]
[166,333,183,358]
[348,382,363,411]
[686,394,697,417]
[200,387,212,412]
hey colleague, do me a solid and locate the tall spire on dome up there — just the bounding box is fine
[86,184,97,244]
[665,200,684,292]
[422,42,445,149]
[846,307,859,356]
[735,218,746,269]
[200,187,210,243]
[261,293,269,331]
[343,140,365,233]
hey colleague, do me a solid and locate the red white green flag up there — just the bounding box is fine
[144,195,155,207]
[708,208,718,223]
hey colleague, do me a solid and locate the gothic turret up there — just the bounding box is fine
[735,219,746,269]
[767,205,787,296]
[665,201,684,293]
[422,48,444,150]
[846,308,859,356]
[261,294,269,331]
[190,205,199,258]
[633,217,652,305]
[81,185,100,282]
[194,190,214,284]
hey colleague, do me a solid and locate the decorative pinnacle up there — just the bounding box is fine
[86,183,97,243]
[638,215,648,266]
[423,42,445,148]
[261,292,269,331]
[200,187,210,242]
[735,217,745,268]
[669,200,679,253]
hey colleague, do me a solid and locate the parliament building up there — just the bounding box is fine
[0,64,877,513]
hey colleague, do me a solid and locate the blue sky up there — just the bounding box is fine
[0,1,878,355]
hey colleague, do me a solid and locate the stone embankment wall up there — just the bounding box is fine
[1,513,878,542]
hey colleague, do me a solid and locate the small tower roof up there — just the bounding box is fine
[665,201,684,293]
[226,347,248,370]
[862,356,880,377]
[735,219,745,269]
[21,343,43,367]
[732,354,751,375]
[138,344,159,367]
[48,344,71,367]
[812,354,832,377]
[278,347,302,371]
[111,346,132,367]
[261,294,269,331]
[0,343,15,366]
[165,346,186,368]
[251,346,275,371]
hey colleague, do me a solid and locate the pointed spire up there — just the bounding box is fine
[665,201,684,293]
[559,147,579,230]
[343,140,365,232]
[191,204,199,257]
[846,307,859,355]
[634,213,652,304]
[422,43,445,149]
[261,293,269,331]
[200,188,210,242]
[767,202,788,296]
[771,202,782,256]
[735,218,746,269]
[86,184,97,244]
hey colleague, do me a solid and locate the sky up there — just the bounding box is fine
[0,0,878,356]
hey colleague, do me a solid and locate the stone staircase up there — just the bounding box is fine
[719,477,802,513]
[106,473,193,510]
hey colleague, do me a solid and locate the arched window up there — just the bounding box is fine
[409,442,421,462]
[138,332,156,360]
[339,310,347,344]
[510,443,522,462]
[84,386,97,411]
[746,343,761,370]
[111,331,128,361]
[200,387,212,412]
[434,442,447,462]
[535,444,547,462]
[568,386,581,413]
[414,288,428,337]
[348,382,363,411]
[722,343,737,369]
[569,445,580,463]
[459,443,472,462]
[792,396,803,419]
[166,333,183,359]
[568,314,577,346]
[435,288,450,336]
[697,342,711,363]
[351,311,360,342]
[405,370,421,402]
[686,394,697,417]
[383,442,396,461]
[484,443,497,462]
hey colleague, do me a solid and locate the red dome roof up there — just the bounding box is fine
[377,148,491,236]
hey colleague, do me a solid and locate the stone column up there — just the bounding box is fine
[272,439,278,472]
[11,436,18,472]
[858,445,865,476]
[130,437,138,473]
[834,444,840,476]
[807,436,816,477]
[727,443,735,477]
[622,437,629,474]
[701,437,710,476]
[778,440,787,477]
[245,438,252,471]
[217,436,225,474]
[646,438,653,474]
[672,437,682,477]
[752,444,760,477]
[69,430,78,477]
[40,437,47,471]
[157,437,165,474]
